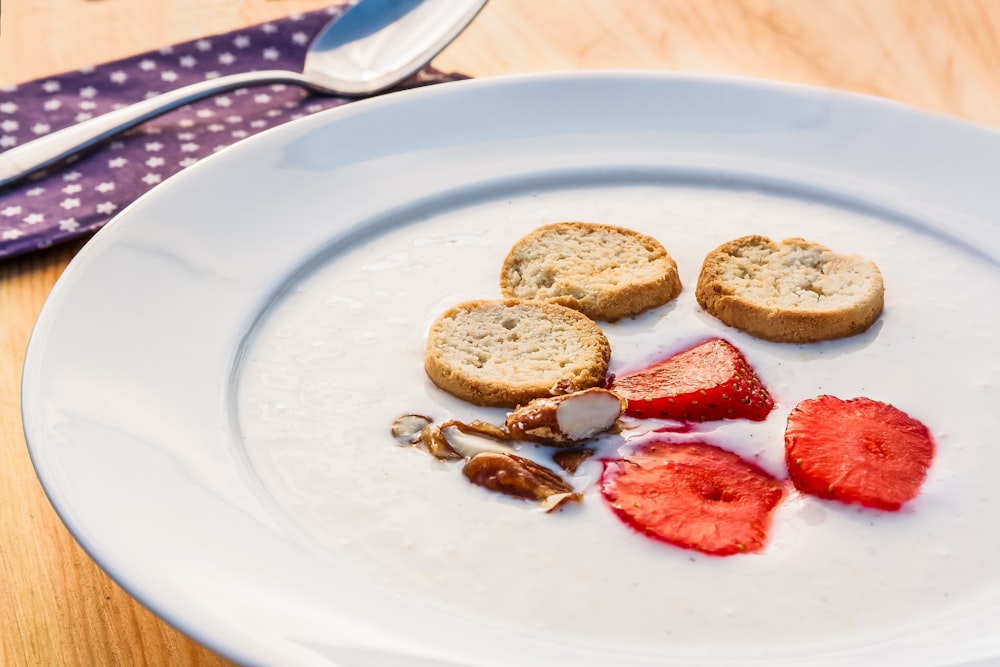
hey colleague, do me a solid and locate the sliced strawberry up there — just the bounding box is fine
[608,338,774,422]
[600,440,785,556]
[784,395,935,511]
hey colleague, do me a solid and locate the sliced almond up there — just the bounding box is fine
[462,451,582,512]
[539,491,582,513]
[391,414,433,443]
[441,418,511,442]
[418,424,462,460]
[439,421,514,458]
[505,387,626,446]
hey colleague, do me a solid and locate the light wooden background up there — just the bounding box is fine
[2,1,999,665]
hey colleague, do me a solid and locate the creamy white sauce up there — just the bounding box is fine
[236,184,1000,659]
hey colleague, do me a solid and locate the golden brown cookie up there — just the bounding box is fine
[695,235,884,343]
[424,299,610,407]
[500,222,681,321]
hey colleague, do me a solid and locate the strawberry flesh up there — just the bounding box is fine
[600,440,785,556]
[608,338,774,421]
[784,395,935,511]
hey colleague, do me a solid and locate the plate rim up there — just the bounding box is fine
[21,69,1000,667]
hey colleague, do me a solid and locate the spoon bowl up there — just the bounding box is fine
[0,0,488,188]
[305,0,484,95]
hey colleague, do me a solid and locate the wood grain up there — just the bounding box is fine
[1,1,999,665]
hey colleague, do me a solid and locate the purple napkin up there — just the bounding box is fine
[0,5,465,259]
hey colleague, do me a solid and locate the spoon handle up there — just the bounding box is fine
[0,69,311,189]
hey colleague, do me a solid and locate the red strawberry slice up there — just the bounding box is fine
[608,338,774,422]
[784,395,935,511]
[600,440,785,556]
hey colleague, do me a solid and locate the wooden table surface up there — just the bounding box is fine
[2,1,999,665]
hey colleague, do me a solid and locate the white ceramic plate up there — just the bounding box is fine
[22,72,1000,667]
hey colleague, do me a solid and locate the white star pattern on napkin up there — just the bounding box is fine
[0,5,465,258]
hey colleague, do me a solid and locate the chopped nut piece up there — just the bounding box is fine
[539,491,582,513]
[552,448,595,474]
[506,388,626,446]
[418,424,462,460]
[439,421,514,458]
[462,451,582,512]
[441,419,511,441]
[391,414,433,443]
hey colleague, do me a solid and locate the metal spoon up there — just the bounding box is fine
[0,0,487,188]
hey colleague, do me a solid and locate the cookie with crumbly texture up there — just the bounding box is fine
[500,222,682,321]
[695,235,884,343]
[424,299,610,407]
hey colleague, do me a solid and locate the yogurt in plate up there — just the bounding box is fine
[236,182,1000,661]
